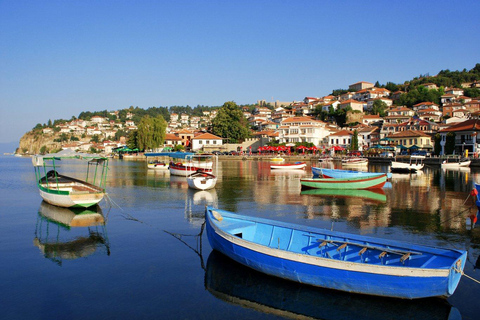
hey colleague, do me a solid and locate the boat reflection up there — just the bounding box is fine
[301,188,387,203]
[205,251,461,320]
[33,201,110,266]
[184,189,218,226]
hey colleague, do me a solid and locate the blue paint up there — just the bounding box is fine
[206,206,467,299]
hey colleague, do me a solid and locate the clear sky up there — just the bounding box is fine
[1,0,479,148]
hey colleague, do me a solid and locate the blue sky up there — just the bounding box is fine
[1,0,479,149]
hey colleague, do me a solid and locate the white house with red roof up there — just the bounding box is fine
[191,132,223,151]
[278,116,332,146]
[328,130,353,149]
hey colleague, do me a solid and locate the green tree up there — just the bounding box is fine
[136,115,167,150]
[211,101,249,143]
[445,132,456,155]
[371,100,388,117]
[127,130,138,149]
[40,145,48,154]
[434,134,442,156]
[350,130,359,151]
[91,134,100,143]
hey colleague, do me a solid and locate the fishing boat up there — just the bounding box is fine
[312,167,391,179]
[168,152,214,176]
[144,152,169,170]
[441,157,471,169]
[391,155,425,173]
[341,157,368,167]
[205,251,460,320]
[187,171,217,190]
[270,162,306,170]
[32,149,108,208]
[300,174,387,190]
[205,206,467,299]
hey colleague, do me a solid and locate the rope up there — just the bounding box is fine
[455,267,480,284]
[104,193,141,222]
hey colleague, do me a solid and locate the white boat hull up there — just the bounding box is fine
[39,187,104,208]
[441,160,471,169]
[270,163,306,170]
[187,174,217,190]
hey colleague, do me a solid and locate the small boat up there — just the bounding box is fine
[441,157,471,169]
[205,207,467,299]
[301,188,387,203]
[270,156,285,162]
[187,171,217,190]
[168,153,214,176]
[341,157,368,166]
[32,150,108,208]
[300,174,387,190]
[391,155,425,173]
[144,152,169,170]
[270,162,306,170]
[312,167,391,179]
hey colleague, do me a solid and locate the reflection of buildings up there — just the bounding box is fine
[34,202,110,266]
[236,161,473,233]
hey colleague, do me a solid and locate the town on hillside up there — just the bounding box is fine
[22,76,480,158]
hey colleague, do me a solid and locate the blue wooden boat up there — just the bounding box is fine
[312,167,391,179]
[205,206,467,299]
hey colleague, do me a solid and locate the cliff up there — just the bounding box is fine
[18,131,62,155]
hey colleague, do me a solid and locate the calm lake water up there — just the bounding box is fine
[2,155,480,320]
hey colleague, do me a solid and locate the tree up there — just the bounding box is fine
[434,134,442,156]
[445,132,456,155]
[136,115,167,150]
[350,130,359,151]
[91,134,100,143]
[371,100,388,117]
[127,130,138,150]
[211,101,249,143]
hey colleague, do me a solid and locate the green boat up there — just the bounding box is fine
[300,174,387,190]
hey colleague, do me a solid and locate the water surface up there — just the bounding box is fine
[1,156,479,319]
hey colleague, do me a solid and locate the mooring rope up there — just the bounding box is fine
[104,193,142,222]
[455,267,480,284]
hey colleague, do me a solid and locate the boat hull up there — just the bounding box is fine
[38,186,104,208]
[205,208,466,299]
[441,161,471,169]
[300,174,387,190]
[270,162,306,170]
[187,173,217,190]
[169,164,213,176]
[147,163,169,170]
[312,167,390,179]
